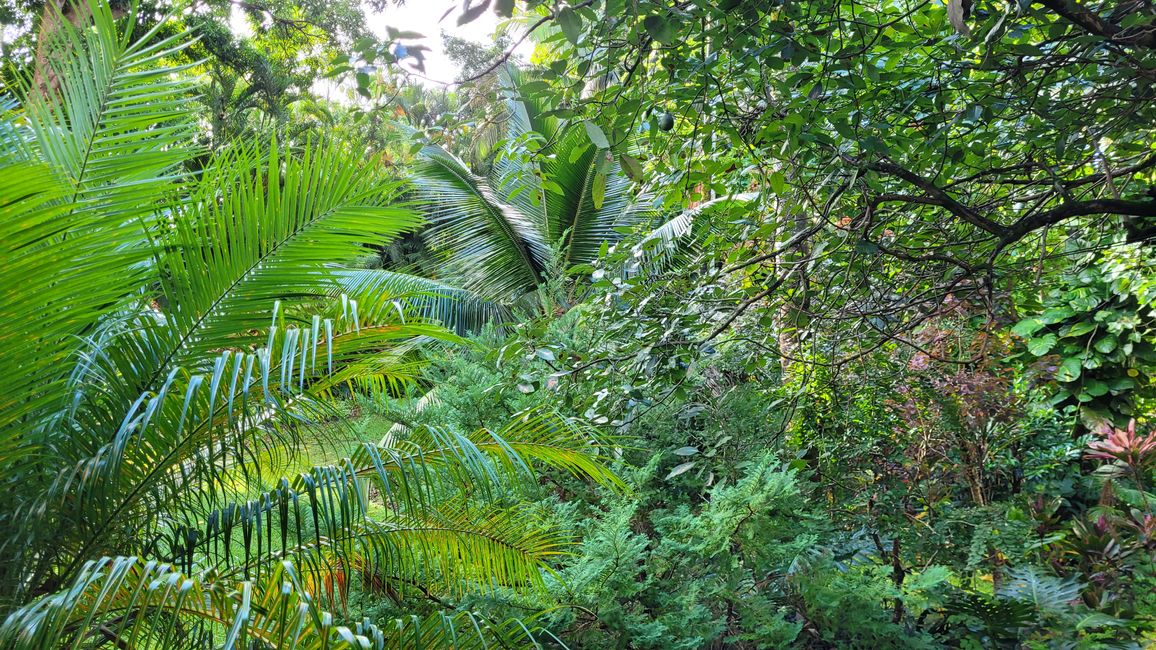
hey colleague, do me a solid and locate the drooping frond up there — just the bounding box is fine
[1,4,624,647]
[152,138,421,376]
[413,145,550,299]
[411,69,662,309]
[628,192,761,275]
[0,557,549,650]
[538,125,654,267]
[17,306,441,592]
[335,268,512,335]
[0,0,197,442]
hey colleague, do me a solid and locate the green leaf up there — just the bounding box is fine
[592,172,606,209]
[569,142,590,163]
[458,0,492,25]
[494,0,515,17]
[673,446,699,456]
[1106,376,1136,391]
[619,154,644,182]
[1026,333,1058,356]
[1056,357,1083,382]
[584,120,610,149]
[666,461,696,479]
[1093,336,1117,354]
[769,171,786,195]
[557,6,582,44]
[1084,379,1109,397]
[1061,321,1097,337]
[1011,318,1043,338]
[1040,306,1075,324]
[643,15,675,44]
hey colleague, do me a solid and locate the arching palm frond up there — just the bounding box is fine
[335,268,512,336]
[538,125,655,268]
[409,69,655,314]
[0,557,549,650]
[627,192,762,275]
[413,145,550,299]
[173,407,622,602]
[0,3,623,646]
[0,0,198,448]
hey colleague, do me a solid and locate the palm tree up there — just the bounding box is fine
[0,2,619,647]
[408,68,655,310]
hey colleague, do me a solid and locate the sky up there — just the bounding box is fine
[363,2,530,86]
[230,1,532,89]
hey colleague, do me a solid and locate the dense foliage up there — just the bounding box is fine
[2,0,1154,648]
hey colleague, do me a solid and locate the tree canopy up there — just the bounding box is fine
[2,0,1155,647]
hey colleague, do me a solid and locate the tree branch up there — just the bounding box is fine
[851,157,1009,237]
[1036,0,1156,48]
[1002,198,1156,245]
[453,0,598,85]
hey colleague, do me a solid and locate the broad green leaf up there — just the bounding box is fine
[1056,357,1083,382]
[643,15,675,44]
[592,172,606,209]
[584,120,610,149]
[1093,336,1117,354]
[1062,321,1097,337]
[1011,318,1043,338]
[620,154,644,181]
[769,171,786,195]
[557,6,582,44]
[1026,334,1057,356]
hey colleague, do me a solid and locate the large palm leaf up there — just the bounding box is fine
[0,0,197,451]
[410,68,655,306]
[0,3,621,646]
[0,557,552,650]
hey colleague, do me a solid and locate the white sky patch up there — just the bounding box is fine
[364,1,531,86]
[231,0,533,98]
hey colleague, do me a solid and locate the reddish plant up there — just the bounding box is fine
[1086,420,1156,472]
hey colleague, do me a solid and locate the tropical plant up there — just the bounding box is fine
[410,68,655,309]
[1013,243,1156,425]
[0,2,620,647]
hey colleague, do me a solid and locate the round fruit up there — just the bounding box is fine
[657,112,675,132]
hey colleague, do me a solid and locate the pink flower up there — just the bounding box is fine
[1086,420,1156,470]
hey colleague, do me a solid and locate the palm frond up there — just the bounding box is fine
[0,557,547,650]
[414,145,551,299]
[539,125,653,267]
[163,408,620,606]
[996,566,1083,614]
[335,268,512,335]
[19,307,438,589]
[0,0,198,441]
[627,192,760,275]
[154,138,420,374]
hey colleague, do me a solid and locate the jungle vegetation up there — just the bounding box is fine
[1,0,1154,647]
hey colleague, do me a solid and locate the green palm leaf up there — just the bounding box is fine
[0,0,197,443]
[335,268,512,335]
[414,144,550,299]
[0,557,548,650]
[1,4,623,647]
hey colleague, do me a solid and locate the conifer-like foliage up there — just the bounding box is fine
[0,3,619,647]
